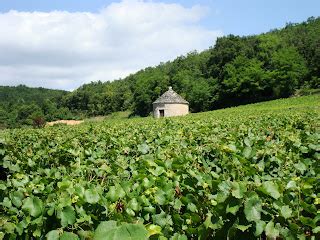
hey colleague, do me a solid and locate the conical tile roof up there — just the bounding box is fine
[153,87,188,104]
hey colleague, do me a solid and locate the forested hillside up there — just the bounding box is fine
[0,85,74,129]
[63,16,320,116]
[0,17,319,128]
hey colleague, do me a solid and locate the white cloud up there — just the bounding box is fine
[0,0,222,90]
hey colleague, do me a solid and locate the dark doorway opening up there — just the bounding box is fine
[159,109,164,117]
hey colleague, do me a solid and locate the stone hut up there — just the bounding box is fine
[153,87,189,118]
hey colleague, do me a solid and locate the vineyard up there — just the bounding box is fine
[0,95,319,239]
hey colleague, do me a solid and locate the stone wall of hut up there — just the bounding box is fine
[153,103,189,118]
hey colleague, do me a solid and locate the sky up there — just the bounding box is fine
[0,0,319,90]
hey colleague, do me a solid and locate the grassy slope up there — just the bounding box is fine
[94,95,320,125]
[192,95,319,117]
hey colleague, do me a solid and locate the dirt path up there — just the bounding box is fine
[46,120,84,126]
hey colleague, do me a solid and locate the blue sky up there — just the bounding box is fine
[0,0,318,90]
[0,0,318,36]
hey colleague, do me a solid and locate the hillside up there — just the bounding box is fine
[1,95,319,239]
[0,85,74,129]
[1,17,319,129]
[0,85,66,105]
[62,16,320,117]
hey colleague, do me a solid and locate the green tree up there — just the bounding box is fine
[16,104,44,126]
[270,47,308,97]
[222,56,269,98]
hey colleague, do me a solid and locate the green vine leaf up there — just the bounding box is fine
[260,181,281,199]
[280,205,292,219]
[46,230,60,240]
[22,196,43,217]
[94,221,148,240]
[59,206,76,227]
[244,194,262,222]
[265,221,280,238]
[84,189,100,204]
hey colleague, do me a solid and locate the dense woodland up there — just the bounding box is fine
[0,17,319,128]
[0,86,73,129]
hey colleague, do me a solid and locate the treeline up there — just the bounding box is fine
[63,17,320,117]
[0,85,74,129]
[1,17,319,128]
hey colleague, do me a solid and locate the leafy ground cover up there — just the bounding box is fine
[0,95,319,239]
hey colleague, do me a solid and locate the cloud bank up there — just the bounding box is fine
[0,0,222,90]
